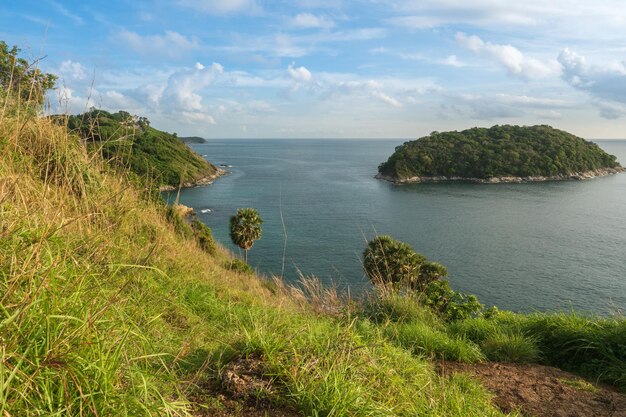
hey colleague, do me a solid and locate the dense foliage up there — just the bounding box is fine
[191,219,216,254]
[363,235,484,321]
[0,40,56,104]
[180,136,207,143]
[379,125,621,180]
[363,235,446,290]
[424,280,484,321]
[65,109,218,186]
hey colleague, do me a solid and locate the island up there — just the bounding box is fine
[65,109,225,190]
[377,125,624,184]
[180,136,207,144]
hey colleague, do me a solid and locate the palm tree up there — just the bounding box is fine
[229,208,263,263]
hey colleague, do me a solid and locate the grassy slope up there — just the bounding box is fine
[2,98,624,416]
[0,99,508,415]
[65,109,219,187]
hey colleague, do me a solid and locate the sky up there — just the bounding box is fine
[2,0,626,138]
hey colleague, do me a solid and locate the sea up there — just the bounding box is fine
[167,139,626,314]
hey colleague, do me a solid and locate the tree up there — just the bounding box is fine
[363,235,425,288]
[0,40,57,104]
[363,236,449,290]
[229,208,263,262]
[415,261,448,291]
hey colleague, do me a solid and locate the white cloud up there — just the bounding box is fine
[291,13,335,29]
[161,62,224,111]
[456,32,560,80]
[180,111,216,124]
[440,55,465,67]
[59,60,87,81]
[51,86,95,114]
[557,48,626,118]
[102,90,141,110]
[383,0,626,42]
[386,15,443,29]
[441,92,575,120]
[288,63,313,83]
[48,0,84,25]
[117,30,200,59]
[131,84,166,110]
[176,0,260,14]
[372,91,402,108]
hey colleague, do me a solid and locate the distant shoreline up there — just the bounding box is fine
[375,166,625,184]
[159,167,228,191]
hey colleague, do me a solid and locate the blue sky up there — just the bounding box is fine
[2,0,626,138]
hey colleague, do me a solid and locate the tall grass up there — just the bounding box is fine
[448,312,626,389]
[0,94,511,415]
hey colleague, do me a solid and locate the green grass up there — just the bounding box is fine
[0,96,511,416]
[446,313,626,389]
[2,89,625,417]
[386,322,485,363]
[559,378,599,393]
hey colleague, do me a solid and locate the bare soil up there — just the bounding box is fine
[438,361,626,417]
[191,357,301,417]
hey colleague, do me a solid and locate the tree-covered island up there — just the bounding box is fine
[377,125,624,184]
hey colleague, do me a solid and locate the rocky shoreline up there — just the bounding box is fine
[159,167,228,191]
[375,166,625,184]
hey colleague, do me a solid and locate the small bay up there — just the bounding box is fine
[170,139,626,314]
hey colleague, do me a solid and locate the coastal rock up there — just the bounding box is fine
[376,166,625,185]
[159,167,228,191]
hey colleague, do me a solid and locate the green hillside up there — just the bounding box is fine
[378,125,623,182]
[66,109,220,187]
[3,44,626,416]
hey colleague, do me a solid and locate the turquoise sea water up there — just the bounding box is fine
[169,139,626,314]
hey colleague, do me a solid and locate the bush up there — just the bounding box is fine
[363,236,449,291]
[165,205,193,238]
[191,219,216,254]
[224,259,254,274]
[424,280,484,321]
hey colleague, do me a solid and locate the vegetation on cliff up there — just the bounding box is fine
[2,43,625,416]
[378,125,622,181]
[65,109,219,187]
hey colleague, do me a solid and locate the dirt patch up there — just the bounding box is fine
[220,357,276,400]
[191,356,301,417]
[438,361,626,417]
[192,393,301,417]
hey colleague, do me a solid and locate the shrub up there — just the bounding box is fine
[165,205,193,238]
[224,259,254,274]
[191,219,216,254]
[424,280,484,321]
[363,235,426,288]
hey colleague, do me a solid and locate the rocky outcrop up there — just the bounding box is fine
[376,166,625,185]
[159,167,228,191]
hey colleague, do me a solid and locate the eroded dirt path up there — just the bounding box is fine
[439,361,626,417]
